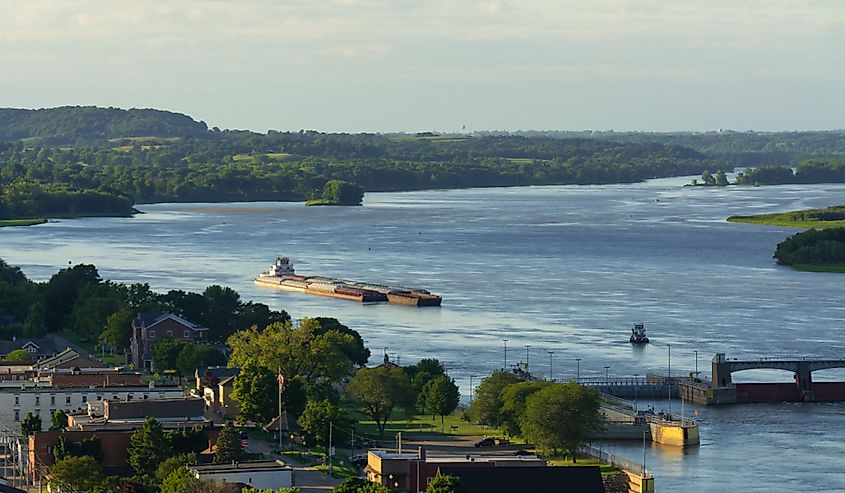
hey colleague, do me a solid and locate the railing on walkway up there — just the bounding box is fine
[580,445,653,479]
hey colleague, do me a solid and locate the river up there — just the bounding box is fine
[2,177,845,491]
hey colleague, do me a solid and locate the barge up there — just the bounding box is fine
[254,257,442,306]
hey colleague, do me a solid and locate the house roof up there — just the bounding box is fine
[437,466,604,493]
[0,337,57,356]
[36,348,107,370]
[135,312,209,331]
[105,396,203,420]
[263,411,299,433]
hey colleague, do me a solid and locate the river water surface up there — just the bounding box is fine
[2,177,845,491]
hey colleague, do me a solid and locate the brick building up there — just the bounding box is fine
[131,312,209,371]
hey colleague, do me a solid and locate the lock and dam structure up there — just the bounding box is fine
[582,353,845,406]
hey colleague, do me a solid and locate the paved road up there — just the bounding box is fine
[295,467,343,492]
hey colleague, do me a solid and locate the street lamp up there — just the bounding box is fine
[547,351,554,381]
[575,358,582,382]
[604,366,610,384]
[503,339,509,370]
[694,350,699,376]
[469,375,476,403]
[633,373,639,413]
[525,345,531,371]
[666,343,672,415]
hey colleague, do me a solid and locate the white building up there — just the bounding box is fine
[0,384,185,436]
[190,460,293,490]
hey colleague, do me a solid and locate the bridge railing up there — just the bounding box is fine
[580,444,653,479]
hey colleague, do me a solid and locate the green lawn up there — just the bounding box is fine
[548,456,620,475]
[352,411,502,440]
[0,218,47,228]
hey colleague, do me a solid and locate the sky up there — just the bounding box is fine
[1,0,843,133]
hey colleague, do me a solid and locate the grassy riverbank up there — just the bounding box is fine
[790,263,845,273]
[0,218,47,228]
[727,205,845,228]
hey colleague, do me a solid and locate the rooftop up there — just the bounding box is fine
[191,460,291,474]
[368,451,543,463]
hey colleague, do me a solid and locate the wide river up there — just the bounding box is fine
[2,176,845,491]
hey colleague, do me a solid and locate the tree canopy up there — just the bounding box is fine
[519,382,602,461]
[347,365,414,437]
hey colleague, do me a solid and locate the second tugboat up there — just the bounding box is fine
[255,257,442,306]
[630,323,650,344]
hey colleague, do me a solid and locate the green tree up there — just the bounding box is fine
[21,411,41,436]
[128,417,172,475]
[214,421,244,463]
[520,382,601,461]
[715,169,729,186]
[347,365,414,437]
[50,409,69,431]
[298,399,353,446]
[321,179,364,206]
[426,475,468,493]
[4,348,32,362]
[701,170,716,186]
[498,380,552,437]
[232,364,277,424]
[49,456,103,493]
[227,319,359,383]
[334,477,392,493]
[468,370,522,426]
[421,375,460,432]
[155,453,198,482]
[102,305,134,350]
[152,337,182,372]
[160,466,203,493]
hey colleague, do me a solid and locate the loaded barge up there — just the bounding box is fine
[254,257,442,306]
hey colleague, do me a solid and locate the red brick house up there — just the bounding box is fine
[130,312,208,371]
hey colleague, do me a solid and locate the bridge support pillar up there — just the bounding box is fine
[712,353,732,388]
[796,362,814,401]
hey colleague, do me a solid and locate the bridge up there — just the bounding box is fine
[677,353,845,404]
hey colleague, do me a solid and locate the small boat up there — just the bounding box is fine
[630,323,649,344]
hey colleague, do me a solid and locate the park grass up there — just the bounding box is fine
[351,410,503,440]
[0,218,47,228]
[305,199,332,206]
[547,456,620,475]
[727,205,845,229]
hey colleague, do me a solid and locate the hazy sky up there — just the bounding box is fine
[1,0,843,132]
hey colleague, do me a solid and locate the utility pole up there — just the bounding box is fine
[547,351,554,381]
[694,350,699,376]
[604,366,610,384]
[469,376,475,403]
[328,421,333,478]
[576,358,581,382]
[278,367,283,452]
[525,345,531,371]
[502,340,508,370]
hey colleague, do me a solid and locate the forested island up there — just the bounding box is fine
[2,106,845,223]
[728,206,845,272]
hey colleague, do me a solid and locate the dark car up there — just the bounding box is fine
[350,454,368,467]
[473,437,495,447]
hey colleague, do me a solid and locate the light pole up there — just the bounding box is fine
[694,350,699,376]
[503,339,509,370]
[575,358,582,382]
[547,351,554,381]
[667,343,672,415]
[633,373,639,413]
[469,375,475,403]
[525,345,531,371]
[604,366,610,384]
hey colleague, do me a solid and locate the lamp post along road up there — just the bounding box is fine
[503,339,509,370]
[576,358,582,382]
[525,345,531,371]
[604,366,610,384]
[548,351,554,381]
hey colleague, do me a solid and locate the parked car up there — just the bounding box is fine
[473,437,495,447]
[494,437,510,446]
[350,454,368,467]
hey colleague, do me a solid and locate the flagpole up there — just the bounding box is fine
[278,367,283,452]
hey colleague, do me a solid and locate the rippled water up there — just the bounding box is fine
[2,177,845,491]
